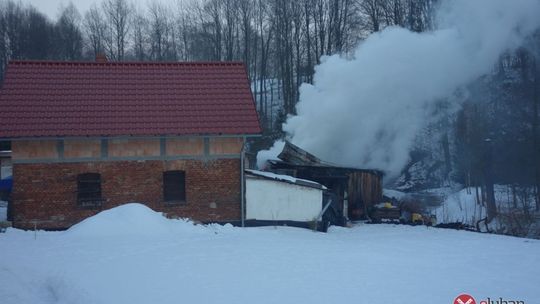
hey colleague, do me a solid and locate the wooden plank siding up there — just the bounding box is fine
[348,171,383,219]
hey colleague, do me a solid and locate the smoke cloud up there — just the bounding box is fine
[258,0,540,176]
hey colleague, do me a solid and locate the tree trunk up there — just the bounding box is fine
[483,139,497,222]
[305,0,313,83]
[533,57,540,211]
[442,132,452,181]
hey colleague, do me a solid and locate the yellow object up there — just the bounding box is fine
[384,202,393,208]
[412,213,423,222]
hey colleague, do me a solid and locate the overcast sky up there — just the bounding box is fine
[20,0,179,20]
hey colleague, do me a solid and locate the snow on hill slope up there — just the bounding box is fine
[435,187,487,226]
[1,203,539,304]
[434,186,540,237]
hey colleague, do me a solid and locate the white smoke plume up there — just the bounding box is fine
[258,0,540,176]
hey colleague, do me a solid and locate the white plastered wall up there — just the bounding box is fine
[246,176,323,221]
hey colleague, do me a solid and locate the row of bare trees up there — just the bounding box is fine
[0,1,83,64]
[454,45,540,216]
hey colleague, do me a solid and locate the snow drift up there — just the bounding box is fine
[259,0,540,177]
[65,203,197,237]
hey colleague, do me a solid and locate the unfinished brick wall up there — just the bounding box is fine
[64,139,101,158]
[209,137,243,154]
[167,138,204,155]
[108,139,160,157]
[11,159,241,229]
[12,140,58,159]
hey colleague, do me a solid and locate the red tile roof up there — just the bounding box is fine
[0,60,261,138]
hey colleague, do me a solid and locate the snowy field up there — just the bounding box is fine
[1,204,539,304]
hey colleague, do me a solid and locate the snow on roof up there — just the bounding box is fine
[245,169,326,190]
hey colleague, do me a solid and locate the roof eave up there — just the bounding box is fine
[0,133,262,141]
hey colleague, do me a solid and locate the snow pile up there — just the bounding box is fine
[259,0,540,177]
[65,203,197,238]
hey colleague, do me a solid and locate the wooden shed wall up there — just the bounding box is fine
[348,171,383,219]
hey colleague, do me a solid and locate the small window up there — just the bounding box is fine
[77,173,103,208]
[163,170,186,203]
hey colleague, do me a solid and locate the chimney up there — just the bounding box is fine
[95,53,108,63]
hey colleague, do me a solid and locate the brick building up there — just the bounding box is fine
[0,60,261,229]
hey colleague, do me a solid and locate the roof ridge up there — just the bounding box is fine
[9,60,245,67]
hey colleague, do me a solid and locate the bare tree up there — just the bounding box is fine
[222,0,238,61]
[358,0,384,32]
[523,32,540,211]
[55,3,83,60]
[203,0,223,60]
[238,0,253,68]
[148,1,173,61]
[273,0,295,114]
[382,0,405,27]
[84,5,107,58]
[304,0,314,83]
[313,0,328,60]
[174,1,194,61]
[535,56,540,211]
[22,7,53,60]
[0,3,6,77]
[131,7,148,60]
[2,1,25,60]
[102,0,133,61]
[0,1,58,80]
[254,0,272,128]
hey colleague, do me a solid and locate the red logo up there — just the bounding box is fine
[454,294,476,304]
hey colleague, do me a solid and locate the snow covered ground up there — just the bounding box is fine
[1,203,539,304]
